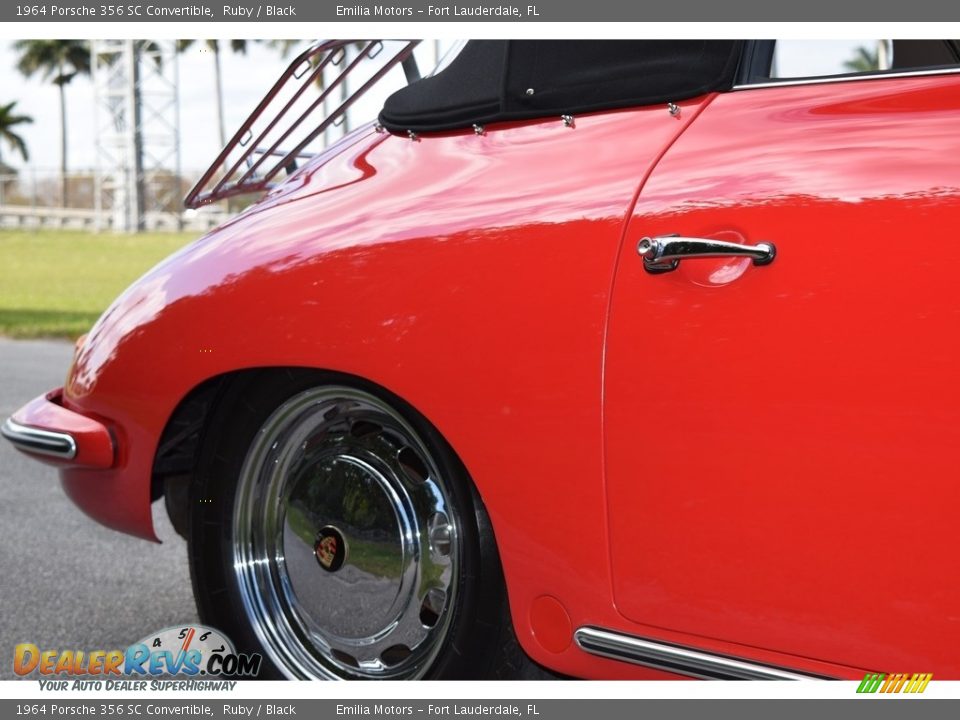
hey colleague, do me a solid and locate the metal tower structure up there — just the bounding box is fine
[92,39,181,232]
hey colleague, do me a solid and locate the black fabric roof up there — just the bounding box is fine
[379,40,744,133]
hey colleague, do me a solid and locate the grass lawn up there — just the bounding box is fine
[0,229,196,339]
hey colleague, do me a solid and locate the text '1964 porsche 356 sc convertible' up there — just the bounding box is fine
[4,39,960,681]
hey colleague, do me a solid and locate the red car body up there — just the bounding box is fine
[6,43,959,680]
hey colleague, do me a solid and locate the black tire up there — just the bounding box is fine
[187,369,553,679]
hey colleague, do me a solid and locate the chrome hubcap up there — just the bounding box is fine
[232,387,459,679]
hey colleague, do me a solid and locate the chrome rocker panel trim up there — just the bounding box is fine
[574,627,830,680]
[1,417,77,460]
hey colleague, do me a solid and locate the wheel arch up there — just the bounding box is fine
[153,366,496,544]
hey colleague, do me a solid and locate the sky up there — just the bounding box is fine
[1,38,872,177]
[0,39,455,176]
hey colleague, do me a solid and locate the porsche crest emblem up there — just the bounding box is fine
[314,526,346,572]
[316,536,337,567]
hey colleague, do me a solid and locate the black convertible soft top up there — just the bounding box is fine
[379,40,743,133]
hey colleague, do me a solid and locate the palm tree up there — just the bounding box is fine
[843,42,890,73]
[13,40,90,206]
[264,39,302,58]
[176,40,249,148]
[0,101,33,165]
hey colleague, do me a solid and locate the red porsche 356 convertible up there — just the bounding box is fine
[4,39,959,681]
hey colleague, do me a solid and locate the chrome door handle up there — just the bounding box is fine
[637,235,776,274]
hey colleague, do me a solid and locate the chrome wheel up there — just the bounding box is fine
[231,386,460,679]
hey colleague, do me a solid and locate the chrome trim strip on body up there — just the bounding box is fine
[733,66,960,91]
[574,627,829,680]
[1,418,77,460]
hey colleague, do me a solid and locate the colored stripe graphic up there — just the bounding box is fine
[857,672,932,694]
[857,673,885,693]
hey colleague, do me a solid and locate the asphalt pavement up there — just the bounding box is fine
[0,338,197,680]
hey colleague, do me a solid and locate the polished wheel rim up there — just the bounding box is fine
[232,386,460,679]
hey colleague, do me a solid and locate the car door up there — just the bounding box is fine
[603,40,960,675]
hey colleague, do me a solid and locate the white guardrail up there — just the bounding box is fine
[0,205,228,232]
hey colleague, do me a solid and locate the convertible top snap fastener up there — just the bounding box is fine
[407,130,419,141]
[668,102,681,117]
[561,114,575,128]
[526,88,535,95]
[473,124,485,135]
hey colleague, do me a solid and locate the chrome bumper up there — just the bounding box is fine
[1,418,77,460]
[2,389,114,469]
